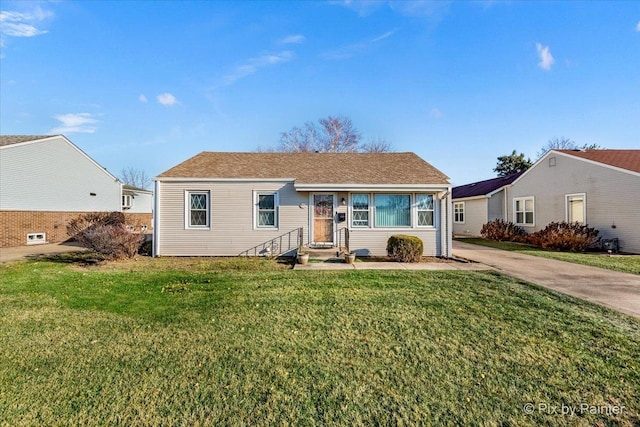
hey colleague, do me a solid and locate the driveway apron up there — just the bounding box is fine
[453,240,640,319]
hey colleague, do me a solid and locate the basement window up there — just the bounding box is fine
[27,233,46,245]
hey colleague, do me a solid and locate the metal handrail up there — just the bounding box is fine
[239,227,304,257]
[337,227,350,253]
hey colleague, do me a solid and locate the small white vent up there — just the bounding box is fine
[27,233,46,245]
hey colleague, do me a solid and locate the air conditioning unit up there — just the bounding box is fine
[602,238,619,253]
[27,232,46,245]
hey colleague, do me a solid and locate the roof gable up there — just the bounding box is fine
[157,152,450,185]
[555,149,640,174]
[0,134,119,182]
[452,172,523,199]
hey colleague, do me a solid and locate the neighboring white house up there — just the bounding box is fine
[452,172,523,237]
[153,152,452,258]
[122,185,154,214]
[0,135,153,247]
[506,149,640,254]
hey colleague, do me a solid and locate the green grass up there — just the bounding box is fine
[458,238,640,275]
[1,255,639,426]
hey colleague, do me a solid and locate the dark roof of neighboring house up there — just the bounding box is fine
[452,172,523,199]
[0,135,56,147]
[555,149,640,174]
[158,152,450,184]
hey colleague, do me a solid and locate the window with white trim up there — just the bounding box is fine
[255,192,278,228]
[566,194,585,224]
[514,197,534,225]
[374,194,411,227]
[416,194,435,227]
[352,194,369,227]
[122,194,132,209]
[186,191,210,228]
[454,202,465,223]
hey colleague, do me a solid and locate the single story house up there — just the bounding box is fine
[153,152,452,258]
[452,172,523,237]
[506,149,640,254]
[0,135,153,247]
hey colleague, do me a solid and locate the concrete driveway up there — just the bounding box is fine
[453,240,640,319]
[0,242,87,263]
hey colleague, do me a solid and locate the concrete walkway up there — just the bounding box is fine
[453,240,640,318]
[0,242,87,263]
[294,259,493,271]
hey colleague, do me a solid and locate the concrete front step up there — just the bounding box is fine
[306,247,344,260]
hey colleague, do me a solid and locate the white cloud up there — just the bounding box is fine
[338,0,385,17]
[281,34,306,44]
[224,51,293,84]
[139,94,148,103]
[321,29,396,60]
[636,21,640,31]
[429,108,443,119]
[371,29,396,42]
[389,0,450,17]
[50,113,99,134]
[157,93,178,106]
[536,43,554,71]
[0,7,52,45]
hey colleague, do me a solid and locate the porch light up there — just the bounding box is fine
[341,197,346,206]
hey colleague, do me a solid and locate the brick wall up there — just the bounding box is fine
[0,211,153,248]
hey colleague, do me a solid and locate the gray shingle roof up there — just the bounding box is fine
[0,135,57,147]
[158,152,450,185]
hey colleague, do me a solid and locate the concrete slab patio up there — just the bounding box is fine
[453,240,640,319]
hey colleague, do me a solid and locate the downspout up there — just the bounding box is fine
[439,189,452,258]
[153,179,160,257]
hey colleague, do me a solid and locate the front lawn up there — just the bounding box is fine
[457,238,640,275]
[1,256,639,426]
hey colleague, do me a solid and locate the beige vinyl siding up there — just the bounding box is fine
[452,198,487,237]
[349,229,440,257]
[508,152,640,254]
[0,136,121,212]
[348,194,442,256]
[158,181,307,256]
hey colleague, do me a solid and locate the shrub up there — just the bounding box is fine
[481,219,526,242]
[529,221,600,252]
[67,212,143,260]
[387,235,424,262]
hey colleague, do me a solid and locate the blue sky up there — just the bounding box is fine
[1,1,638,186]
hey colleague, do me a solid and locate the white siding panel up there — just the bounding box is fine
[0,137,121,212]
[452,198,487,237]
[126,192,153,213]
[487,190,506,221]
[509,153,640,253]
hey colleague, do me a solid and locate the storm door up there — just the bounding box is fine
[312,194,334,245]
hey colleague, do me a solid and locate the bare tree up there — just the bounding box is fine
[269,115,392,153]
[317,115,361,152]
[536,137,602,159]
[279,122,319,153]
[120,167,151,190]
[361,137,393,153]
